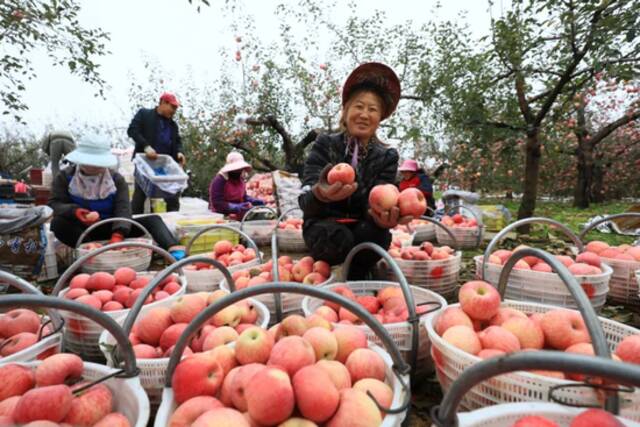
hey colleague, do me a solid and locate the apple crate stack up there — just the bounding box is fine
[0,294,150,427]
[183,225,264,293]
[74,218,154,273]
[430,351,640,427]
[100,255,270,406]
[154,283,412,427]
[425,247,640,420]
[475,218,612,311]
[52,242,187,362]
[579,213,640,306]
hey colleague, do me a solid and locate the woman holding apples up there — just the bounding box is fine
[48,134,184,257]
[299,62,412,280]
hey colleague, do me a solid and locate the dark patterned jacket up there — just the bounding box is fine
[298,132,399,224]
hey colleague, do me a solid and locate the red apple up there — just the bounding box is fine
[368,184,399,214]
[458,281,501,321]
[327,163,355,185]
[397,187,427,218]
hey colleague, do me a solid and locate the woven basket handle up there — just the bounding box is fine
[75,217,153,249]
[578,212,640,242]
[165,282,411,383]
[185,224,261,263]
[0,270,63,330]
[499,246,618,413]
[482,217,584,281]
[121,255,234,336]
[0,294,138,376]
[52,242,178,296]
[431,351,640,426]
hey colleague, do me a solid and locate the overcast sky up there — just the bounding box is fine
[4,0,498,137]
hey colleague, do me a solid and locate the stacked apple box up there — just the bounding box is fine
[436,213,484,249]
[219,256,335,319]
[424,280,640,418]
[76,237,153,273]
[183,240,262,293]
[584,240,640,306]
[155,310,410,426]
[100,289,269,406]
[0,354,149,426]
[475,247,612,311]
[302,281,447,379]
[58,269,187,362]
[382,242,462,299]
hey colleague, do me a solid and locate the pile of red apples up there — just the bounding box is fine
[0,353,131,426]
[0,309,52,358]
[229,256,331,290]
[63,269,182,312]
[183,240,258,271]
[167,312,394,427]
[435,280,640,380]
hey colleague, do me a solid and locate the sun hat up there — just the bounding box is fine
[65,133,117,168]
[159,92,180,107]
[342,62,401,120]
[220,151,252,174]
[398,159,419,172]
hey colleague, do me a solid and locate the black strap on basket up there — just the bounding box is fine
[369,365,412,414]
[416,300,443,315]
[548,382,636,408]
[71,367,142,396]
[37,316,65,340]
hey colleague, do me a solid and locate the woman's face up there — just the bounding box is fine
[401,171,415,180]
[80,165,105,176]
[344,91,383,141]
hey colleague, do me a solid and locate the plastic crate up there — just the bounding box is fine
[175,219,240,255]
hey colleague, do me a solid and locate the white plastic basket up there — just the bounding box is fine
[382,252,462,299]
[99,297,270,407]
[220,269,335,319]
[19,360,150,427]
[302,281,447,377]
[424,299,640,420]
[413,222,437,242]
[601,256,640,306]
[436,225,484,249]
[242,220,277,246]
[184,253,263,293]
[154,343,408,427]
[76,237,153,273]
[453,402,640,427]
[59,272,187,362]
[0,319,62,363]
[276,227,307,252]
[474,256,612,311]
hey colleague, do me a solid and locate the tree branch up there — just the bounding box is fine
[229,140,279,171]
[297,129,320,149]
[400,94,428,102]
[589,108,640,146]
[246,115,295,164]
[533,1,609,127]
[466,119,527,132]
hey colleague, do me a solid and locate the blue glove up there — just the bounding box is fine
[228,202,246,213]
[170,249,186,261]
[249,198,265,206]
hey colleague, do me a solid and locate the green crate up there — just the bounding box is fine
[176,220,240,254]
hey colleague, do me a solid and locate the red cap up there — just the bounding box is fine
[159,92,180,107]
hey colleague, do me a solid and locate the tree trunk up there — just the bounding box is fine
[573,107,593,209]
[517,132,542,232]
[590,159,607,203]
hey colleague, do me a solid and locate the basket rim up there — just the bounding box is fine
[387,251,463,265]
[0,331,62,363]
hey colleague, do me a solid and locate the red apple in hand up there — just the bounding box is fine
[368,184,399,214]
[327,163,355,185]
[397,188,427,218]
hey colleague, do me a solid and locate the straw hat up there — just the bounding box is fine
[342,62,401,120]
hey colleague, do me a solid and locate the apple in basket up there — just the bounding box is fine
[0,353,132,426]
[64,268,182,312]
[230,257,329,290]
[169,314,389,427]
[387,243,454,263]
[441,214,478,228]
[0,308,52,358]
[279,218,304,230]
[310,283,432,326]
[512,408,625,427]
[184,240,258,270]
[487,249,605,277]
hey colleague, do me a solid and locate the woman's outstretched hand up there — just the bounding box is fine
[368,206,413,229]
[312,164,358,203]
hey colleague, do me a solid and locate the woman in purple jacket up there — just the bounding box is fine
[208,152,265,219]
